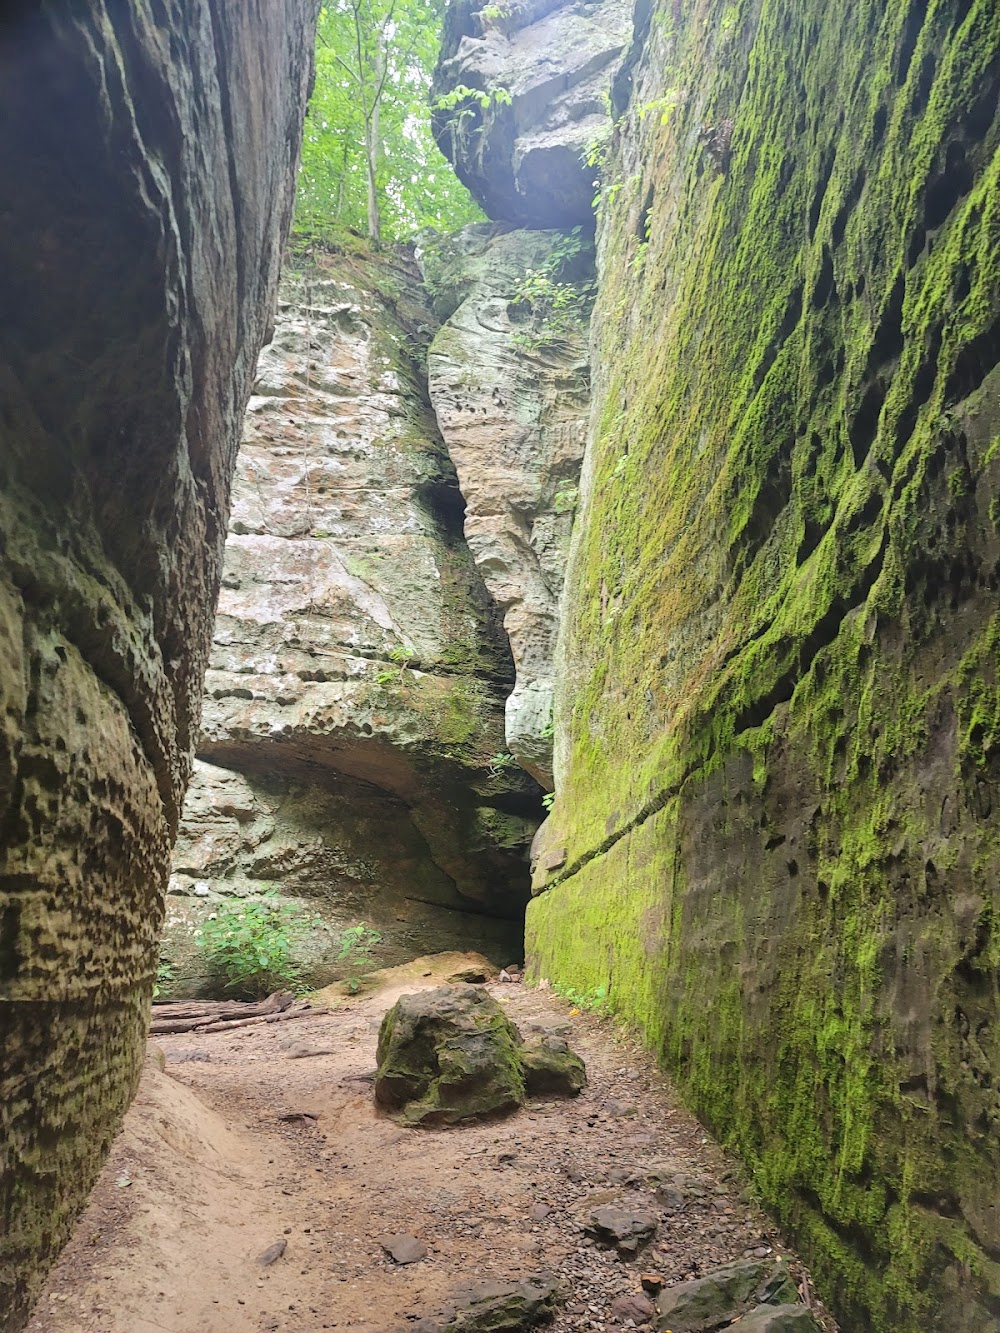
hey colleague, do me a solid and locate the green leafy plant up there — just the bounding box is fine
[509,229,594,349]
[553,482,579,515]
[197,892,316,1000]
[431,82,513,112]
[542,791,556,812]
[153,954,176,1000]
[374,643,417,688]
[295,0,485,247]
[488,750,518,774]
[480,1,516,25]
[336,922,383,993]
[553,980,610,1014]
[640,87,683,127]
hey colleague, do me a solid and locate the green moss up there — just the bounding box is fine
[534,0,1000,1328]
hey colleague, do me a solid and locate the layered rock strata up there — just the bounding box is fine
[526,1,1000,1329]
[0,2,316,1325]
[164,251,537,991]
[422,224,591,785]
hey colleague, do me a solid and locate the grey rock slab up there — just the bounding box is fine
[585,1205,658,1257]
[521,1033,587,1097]
[380,1233,428,1265]
[447,1275,562,1330]
[654,1259,799,1331]
[734,1307,823,1332]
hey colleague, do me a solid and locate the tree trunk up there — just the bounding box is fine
[365,43,383,247]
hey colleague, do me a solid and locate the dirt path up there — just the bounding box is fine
[29,960,836,1333]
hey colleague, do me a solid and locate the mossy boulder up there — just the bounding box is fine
[374,986,585,1125]
[375,985,527,1125]
[655,1259,801,1332]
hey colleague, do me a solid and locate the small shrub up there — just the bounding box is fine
[153,954,176,1000]
[197,892,316,1000]
[553,981,610,1015]
[488,750,518,774]
[336,922,383,993]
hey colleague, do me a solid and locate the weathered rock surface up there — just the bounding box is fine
[0,3,315,1326]
[432,0,631,228]
[521,1032,587,1096]
[731,1309,822,1333]
[374,983,585,1124]
[163,251,541,992]
[375,984,526,1125]
[423,224,591,784]
[406,1275,562,1332]
[655,1259,800,1331]
[586,1204,658,1258]
[529,0,1000,1329]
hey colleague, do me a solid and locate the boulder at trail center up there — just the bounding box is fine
[374,985,585,1126]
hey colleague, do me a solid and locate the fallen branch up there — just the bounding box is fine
[193,1005,321,1034]
[149,992,298,1034]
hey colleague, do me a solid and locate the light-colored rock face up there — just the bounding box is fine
[432,0,632,228]
[164,252,538,991]
[0,3,316,1326]
[422,225,591,784]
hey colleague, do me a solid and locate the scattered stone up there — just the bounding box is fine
[655,1259,800,1330]
[529,1202,552,1221]
[256,1239,287,1267]
[610,1291,656,1324]
[447,1275,561,1330]
[375,985,526,1126]
[521,1034,587,1097]
[586,1205,658,1257]
[380,1234,428,1265]
[640,1273,665,1295]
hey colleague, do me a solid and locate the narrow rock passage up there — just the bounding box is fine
[28,966,837,1333]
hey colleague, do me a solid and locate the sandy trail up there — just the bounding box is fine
[28,961,835,1333]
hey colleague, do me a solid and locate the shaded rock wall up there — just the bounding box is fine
[0,2,316,1326]
[164,250,536,992]
[432,0,631,228]
[527,1,1000,1329]
[422,224,591,785]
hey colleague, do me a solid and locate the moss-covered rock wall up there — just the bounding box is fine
[529,1,1000,1328]
[0,4,316,1326]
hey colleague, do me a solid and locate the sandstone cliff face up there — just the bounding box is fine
[527,1,1000,1329]
[0,4,316,1325]
[164,251,535,991]
[422,225,591,785]
[432,0,631,228]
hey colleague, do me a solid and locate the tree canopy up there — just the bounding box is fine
[294,0,484,246]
